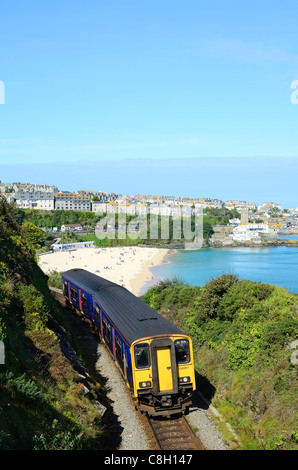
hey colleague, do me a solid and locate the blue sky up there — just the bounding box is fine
[0,1,298,206]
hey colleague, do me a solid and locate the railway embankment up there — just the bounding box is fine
[0,198,115,450]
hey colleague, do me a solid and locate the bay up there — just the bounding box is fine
[149,237,298,294]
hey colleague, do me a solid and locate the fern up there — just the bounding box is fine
[0,372,44,403]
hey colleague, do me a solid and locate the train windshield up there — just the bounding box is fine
[134,343,150,369]
[174,339,190,364]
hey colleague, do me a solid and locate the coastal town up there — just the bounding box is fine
[1,180,298,246]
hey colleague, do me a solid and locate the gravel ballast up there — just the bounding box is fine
[96,341,230,451]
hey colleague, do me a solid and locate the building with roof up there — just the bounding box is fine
[54,191,91,211]
[13,191,55,210]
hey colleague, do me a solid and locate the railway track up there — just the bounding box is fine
[50,286,66,304]
[148,415,204,450]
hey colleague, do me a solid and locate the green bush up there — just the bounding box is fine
[260,316,298,354]
[33,431,82,450]
[226,324,264,369]
[0,262,8,283]
[47,270,62,289]
[18,284,49,326]
[197,274,239,322]
[0,317,5,342]
[0,372,44,403]
[142,276,191,311]
[217,280,273,321]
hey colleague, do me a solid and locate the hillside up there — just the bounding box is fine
[1,197,297,450]
[142,275,298,450]
[13,207,213,249]
[0,197,114,450]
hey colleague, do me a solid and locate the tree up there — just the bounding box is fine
[21,222,45,247]
[199,274,239,320]
[269,207,282,218]
[203,221,214,239]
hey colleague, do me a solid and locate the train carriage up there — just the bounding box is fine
[62,268,196,416]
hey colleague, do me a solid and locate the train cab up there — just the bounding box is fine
[132,335,196,416]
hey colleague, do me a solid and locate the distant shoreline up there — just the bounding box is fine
[208,236,298,248]
[136,249,177,296]
[149,238,298,249]
[129,248,171,296]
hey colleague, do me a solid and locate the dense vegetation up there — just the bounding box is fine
[0,198,111,450]
[12,206,242,248]
[142,275,298,450]
[13,206,239,232]
[13,208,101,229]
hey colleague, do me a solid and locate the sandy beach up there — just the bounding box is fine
[38,246,170,296]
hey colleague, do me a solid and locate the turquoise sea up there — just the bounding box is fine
[148,235,298,294]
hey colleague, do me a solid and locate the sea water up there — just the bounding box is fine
[149,237,298,294]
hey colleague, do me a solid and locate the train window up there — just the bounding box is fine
[174,339,190,364]
[116,336,122,360]
[134,343,150,369]
[63,281,68,295]
[82,293,87,305]
[70,286,78,300]
[94,304,100,321]
[103,317,111,342]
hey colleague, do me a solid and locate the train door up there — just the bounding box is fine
[79,288,82,311]
[70,284,79,308]
[150,339,178,394]
[115,334,125,375]
[156,347,173,391]
[81,291,90,316]
[62,279,68,297]
[93,303,101,331]
[102,314,113,353]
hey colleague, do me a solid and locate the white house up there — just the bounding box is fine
[13,191,55,210]
[232,223,269,241]
[61,224,83,232]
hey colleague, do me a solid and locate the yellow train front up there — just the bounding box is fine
[131,335,195,416]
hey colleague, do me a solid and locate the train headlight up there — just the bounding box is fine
[179,376,190,383]
[139,381,152,388]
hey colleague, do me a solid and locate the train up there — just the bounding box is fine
[61,268,196,417]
